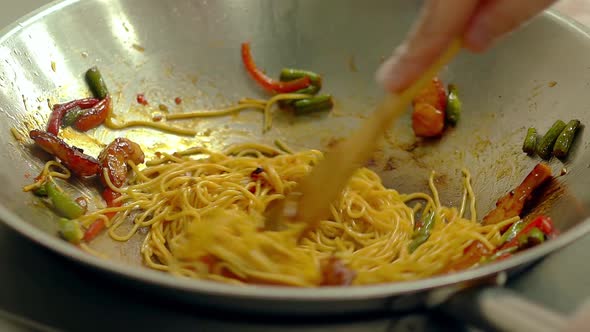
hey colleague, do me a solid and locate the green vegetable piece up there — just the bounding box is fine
[61,106,86,127]
[33,183,48,197]
[85,66,109,99]
[279,68,322,88]
[500,220,525,244]
[45,180,85,219]
[553,119,581,159]
[522,127,537,155]
[293,95,334,115]
[278,68,323,109]
[408,234,429,254]
[536,120,566,160]
[277,85,320,109]
[445,84,462,126]
[408,212,435,253]
[295,84,321,96]
[484,246,518,263]
[517,227,545,248]
[58,218,83,244]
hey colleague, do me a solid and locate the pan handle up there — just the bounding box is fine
[440,286,567,332]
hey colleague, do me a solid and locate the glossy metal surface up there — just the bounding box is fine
[1,0,590,314]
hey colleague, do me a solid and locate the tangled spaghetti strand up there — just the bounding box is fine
[75,144,516,287]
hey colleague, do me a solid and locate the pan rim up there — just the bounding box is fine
[0,2,589,302]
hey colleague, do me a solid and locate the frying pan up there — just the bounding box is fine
[1,0,590,330]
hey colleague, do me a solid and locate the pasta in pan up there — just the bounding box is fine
[74,143,517,286]
[22,50,558,287]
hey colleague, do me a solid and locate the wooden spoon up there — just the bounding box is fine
[265,39,463,234]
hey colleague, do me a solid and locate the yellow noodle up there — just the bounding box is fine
[104,116,196,136]
[462,168,477,222]
[163,93,310,133]
[263,93,310,132]
[10,127,24,142]
[165,104,265,120]
[72,144,519,287]
[239,98,267,106]
[274,139,294,154]
[22,161,71,192]
[459,187,468,219]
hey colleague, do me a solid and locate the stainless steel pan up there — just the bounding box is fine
[1,0,590,329]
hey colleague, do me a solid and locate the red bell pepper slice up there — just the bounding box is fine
[47,98,100,135]
[102,187,122,209]
[83,219,105,242]
[83,188,122,242]
[241,42,311,93]
[446,215,556,271]
[72,95,111,132]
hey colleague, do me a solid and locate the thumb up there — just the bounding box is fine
[376,0,478,93]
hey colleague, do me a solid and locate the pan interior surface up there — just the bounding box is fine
[1,0,590,312]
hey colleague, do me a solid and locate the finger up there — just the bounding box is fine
[464,0,557,52]
[376,0,479,92]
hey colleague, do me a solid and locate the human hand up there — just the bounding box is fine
[376,0,558,92]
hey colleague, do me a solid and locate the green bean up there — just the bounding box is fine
[408,212,435,253]
[85,66,109,99]
[484,246,518,263]
[445,84,461,126]
[517,227,545,247]
[536,120,566,160]
[553,119,581,159]
[278,68,323,109]
[45,181,85,219]
[33,183,48,197]
[408,234,429,254]
[278,85,321,109]
[501,220,525,244]
[522,127,537,155]
[293,95,334,115]
[294,84,321,96]
[279,68,322,88]
[61,106,86,127]
[58,218,83,244]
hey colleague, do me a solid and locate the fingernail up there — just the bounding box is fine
[376,45,408,92]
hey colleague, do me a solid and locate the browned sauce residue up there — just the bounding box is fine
[152,113,163,122]
[433,173,448,186]
[521,177,567,223]
[365,158,377,168]
[323,137,345,150]
[348,55,358,73]
[383,157,396,171]
[132,44,145,52]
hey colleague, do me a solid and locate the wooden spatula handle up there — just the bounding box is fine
[268,39,463,234]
